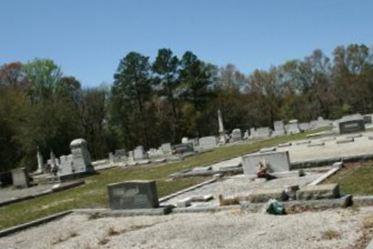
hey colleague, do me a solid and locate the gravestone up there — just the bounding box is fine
[160,143,172,155]
[242,151,291,176]
[181,137,189,144]
[107,180,159,209]
[217,109,227,144]
[338,119,365,134]
[114,149,127,161]
[286,119,301,134]
[58,155,74,176]
[243,130,249,140]
[299,122,311,132]
[173,143,194,154]
[272,120,286,136]
[134,146,146,160]
[199,136,218,150]
[230,128,242,142]
[252,127,271,138]
[70,138,93,173]
[11,167,30,188]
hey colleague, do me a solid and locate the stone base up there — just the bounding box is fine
[247,188,287,203]
[296,184,340,200]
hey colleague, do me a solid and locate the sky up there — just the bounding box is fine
[1,0,372,87]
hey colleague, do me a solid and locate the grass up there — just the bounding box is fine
[0,130,319,230]
[326,162,373,195]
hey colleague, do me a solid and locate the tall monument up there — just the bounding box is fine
[218,109,227,144]
[35,146,43,174]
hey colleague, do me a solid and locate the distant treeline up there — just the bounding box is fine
[1,44,373,171]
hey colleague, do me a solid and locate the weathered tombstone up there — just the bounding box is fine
[58,155,74,176]
[243,130,249,140]
[252,127,271,139]
[109,152,115,165]
[70,138,94,173]
[230,128,242,142]
[107,180,159,209]
[128,151,134,162]
[114,149,127,160]
[173,143,194,154]
[11,167,30,188]
[242,151,291,176]
[181,137,189,144]
[286,119,301,134]
[134,146,146,160]
[272,120,286,136]
[160,143,172,155]
[199,136,218,150]
[299,122,311,132]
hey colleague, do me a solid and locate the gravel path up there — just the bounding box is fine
[1,207,371,249]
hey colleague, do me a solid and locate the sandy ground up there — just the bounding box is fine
[1,207,372,249]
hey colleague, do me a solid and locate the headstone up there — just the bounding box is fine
[286,119,301,134]
[128,151,134,162]
[173,143,194,154]
[230,128,242,142]
[50,151,58,172]
[181,137,189,144]
[243,130,249,140]
[251,127,271,139]
[242,151,291,176]
[338,118,365,134]
[109,152,115,165]
[134,146,146,160]
[107,180,159,209]
[114,149,127,161]
[272,120,286,136]
[160,143,172,155]
[199,136,218,150]
[70,138,94,173]
[299,122,311,132]
[58,155,74,176]
[11,167,30,188]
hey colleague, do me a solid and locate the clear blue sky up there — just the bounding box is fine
[1,0,372,87]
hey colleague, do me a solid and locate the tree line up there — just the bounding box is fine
[1,44,373,171]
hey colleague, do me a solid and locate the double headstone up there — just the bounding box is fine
[107,180,159,209]
[336,114,365,134]
[242,151,291,176]
[199,136,218,150]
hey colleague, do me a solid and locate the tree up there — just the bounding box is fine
[111,52,154,148]
[152,48,180,142]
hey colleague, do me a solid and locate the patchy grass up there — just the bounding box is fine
[326,161,373,195]
[0,130,320,230]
